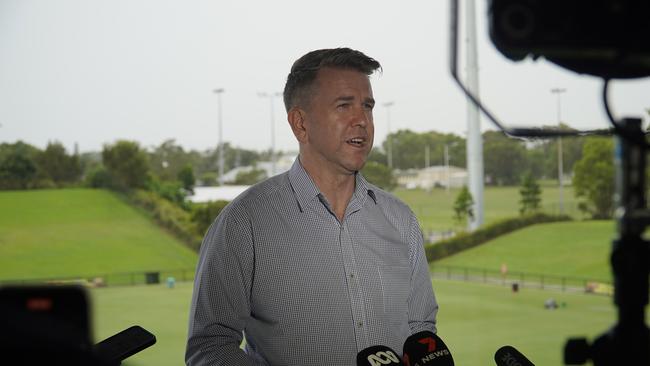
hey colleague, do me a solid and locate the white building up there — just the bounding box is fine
[188,185,250,203]
[220,154,297,183]
[396,166,467,190]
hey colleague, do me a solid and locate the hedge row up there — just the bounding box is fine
[128,189,203,251]
[424,213,572,262]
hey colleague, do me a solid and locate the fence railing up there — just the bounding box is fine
[1,265,615,296]
[430,264,613,295]
[0,268,196,288]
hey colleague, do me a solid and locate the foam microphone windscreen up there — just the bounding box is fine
[402,331,454,366]
[494,345,535,366]
[357,345,404,366]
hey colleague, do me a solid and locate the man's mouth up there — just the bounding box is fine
[347,137,366,147]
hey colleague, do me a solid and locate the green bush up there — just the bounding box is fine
[128,190,202,250]
[425,213,571,262]
[191,200,229,237]
[146,179,189,210]
[85,165,113,188]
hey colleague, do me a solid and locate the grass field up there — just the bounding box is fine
[2,186,626,365]
[90,279,618,366]
[431,220,615,281]
[0,189,197,281]
[395,183,582,232]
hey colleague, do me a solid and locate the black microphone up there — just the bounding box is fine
[357,345,404,366]
[494,345,535,366]
[93,325,156,366]
[402,331,454,366]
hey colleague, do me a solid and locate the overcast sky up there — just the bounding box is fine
[1,0,648,154]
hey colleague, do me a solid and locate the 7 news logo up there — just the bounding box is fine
[404,336,451,366]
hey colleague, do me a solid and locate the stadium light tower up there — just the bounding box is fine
[382,101,395,169]
[551,87,567,214]
[465,0,484,230]
[258,92,282,177]
[213,88,225,184]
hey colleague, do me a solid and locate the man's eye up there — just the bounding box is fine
[364,103,375,110]
[337,103,349,110]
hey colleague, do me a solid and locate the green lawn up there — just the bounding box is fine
[90,279,619,366]
[0,186,627,365]
[431,221,614,281]
[394,183,582,232]
[434,279,618,366]
[92,282,194,366]
[0,189,198,281]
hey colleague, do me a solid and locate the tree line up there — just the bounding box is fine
[0,127,616,219]
[368,126,585,185]
[0,139,278,192]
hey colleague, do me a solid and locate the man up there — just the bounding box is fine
[186,48,438,365]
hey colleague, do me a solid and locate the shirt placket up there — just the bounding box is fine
[339,214,369,352]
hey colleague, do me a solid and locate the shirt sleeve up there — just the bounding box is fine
[186,202,257,366]
[406,211,439,334]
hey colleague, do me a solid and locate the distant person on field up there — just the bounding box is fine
[186,47,438,365]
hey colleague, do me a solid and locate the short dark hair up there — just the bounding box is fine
[283,48,381,112]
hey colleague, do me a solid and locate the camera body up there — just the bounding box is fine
[488,0,650,79]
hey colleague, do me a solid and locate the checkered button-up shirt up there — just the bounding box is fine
[186,158,438,366]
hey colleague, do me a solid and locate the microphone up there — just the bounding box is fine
[494,345,535,366]
[402,331,454,366]
[357,345,404,366]
[93,325,156,366]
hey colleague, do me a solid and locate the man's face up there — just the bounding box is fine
[300,67,375,175]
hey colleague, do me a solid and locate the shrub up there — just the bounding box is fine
[191,200,230,236]
[425,213,571,262]
[84,166,113,188]
[128,189,202,250]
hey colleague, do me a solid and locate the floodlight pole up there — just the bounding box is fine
[383,101,395,169]
[551,87,566,214]
[213,88,225,184]
[258,92,282,177]
[465,0,484,230]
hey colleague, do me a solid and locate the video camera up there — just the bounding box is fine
[489,0,650,79]
[0,285,156,365]
[450,1,650,364]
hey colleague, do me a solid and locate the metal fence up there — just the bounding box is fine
[0,268,196,288]
[430,264,613,295]
[1,265,614,296]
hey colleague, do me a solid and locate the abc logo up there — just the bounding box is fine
[367,350,400,366]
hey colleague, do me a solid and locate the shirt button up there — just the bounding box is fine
[357,322,363,328]
[350,273,355,279]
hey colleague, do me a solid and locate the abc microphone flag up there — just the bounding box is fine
[357,345,404,366]
[402,331,454,366]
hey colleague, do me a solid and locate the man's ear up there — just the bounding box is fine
[288,107,308,143]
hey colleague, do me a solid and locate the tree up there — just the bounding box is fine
[34,141,81,186]
[366,147,388,166]
[483,131,527,185]
[573,138,614,219]
[191,200,229,236]
[525,123,585,180]
[102,140,150,190]
[84,165,112,188]
[519,172,541,214]
[453,186,474,226]
[177,164,196,194]
[0,149,37,189]
[149,139,186,181]
[381,129,466,170]
[361,161,397,191]
[234,167,267,185]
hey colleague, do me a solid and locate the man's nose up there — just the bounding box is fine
[352,106,371,127]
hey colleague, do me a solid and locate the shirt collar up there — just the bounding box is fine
[288,157,377,213]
